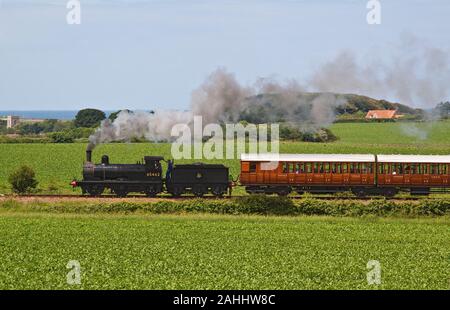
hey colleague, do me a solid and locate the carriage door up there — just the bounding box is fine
[403,163,411,186]
[324,163,332,184]
[342,163,350,185]
[312,162,325,184]
[349,163,361,185]
[287,163,296,184]
[331,163,342,185]
[442,164,449,186]
[383,163,392,185]
[430,164,442,186]
[422,164,430,186]
[295,162,307,185]
[360,163,369,184]
[391,163,405,185]
[249,162,258,184]
[305,163,313,185]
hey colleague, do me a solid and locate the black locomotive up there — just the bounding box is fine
[72,150,231,197]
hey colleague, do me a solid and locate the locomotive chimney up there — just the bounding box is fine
[86,150,92,163]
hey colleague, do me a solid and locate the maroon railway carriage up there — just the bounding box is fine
[377,155,450,195]
[240,153,450,196]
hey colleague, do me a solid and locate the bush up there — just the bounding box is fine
[48,132,74,143]
[236,195,296,215]
[8,166,39,194]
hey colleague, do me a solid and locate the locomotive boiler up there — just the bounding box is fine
[73,150,164,197]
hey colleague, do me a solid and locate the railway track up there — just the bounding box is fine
[1,194,448,201]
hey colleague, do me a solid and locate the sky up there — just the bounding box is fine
[0,0,449,111]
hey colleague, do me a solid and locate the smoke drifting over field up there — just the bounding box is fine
[190,68,345,130]
[87,35,450,149]
[87,110,191,151]
[310,35,450,108]
[88,69,344,149]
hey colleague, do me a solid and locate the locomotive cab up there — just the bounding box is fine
[144,156,163,177]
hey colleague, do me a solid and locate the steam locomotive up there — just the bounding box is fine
[71,150,231,197]
[72,150,450,197]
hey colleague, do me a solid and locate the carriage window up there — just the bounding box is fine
[410,164,416,174]
[430,164,437,175]
[289,163,294,173]
[342,163,348,173]
[350,163,360,174]
[313,163,318,173]
[299,163,306,173]
[441,164,449,175]
[282,163,288,173]
[306,163,312,173]
[391,164,396,175]
[404,164,411,175]
[422,164,429,174]
[378,164,384,174]
[319,163,324,173]
[361,163,367,174]
[324,163,330,173]
[331,163,336,173]
[415,164,421,174]
[336,164,342,173]
[250,162,257,173]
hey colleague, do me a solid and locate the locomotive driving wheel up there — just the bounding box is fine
[192,185,206,197]
[212,185,226,197]
[86,185,104,196]
[145,185,159,197]
[113,185,129,197]
[171,186,184,197]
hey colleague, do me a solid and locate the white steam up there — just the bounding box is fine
[310,34,450,108]
[87,34,450,149]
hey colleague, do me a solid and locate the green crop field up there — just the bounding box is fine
[0,121,449,290]
[0,212,448,290]
[1,121,450,194]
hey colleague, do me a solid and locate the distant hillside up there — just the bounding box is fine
[335,93,421,115]
[239,92,423,124]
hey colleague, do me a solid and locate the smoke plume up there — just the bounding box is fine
[87,34,450,149]
[310,34,450,108]
[87,110,192,151]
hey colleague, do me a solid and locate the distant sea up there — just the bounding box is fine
[0,111,115,120]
